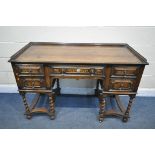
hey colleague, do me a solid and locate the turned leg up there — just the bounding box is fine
[56,78,61,95]
[98,93,106,122]
[48,92,55,120]
[95,79,100,96]
[122,95,135,122]
[20,92,32,119]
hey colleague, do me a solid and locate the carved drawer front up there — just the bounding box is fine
[95,68,104,75]
[51,68,62,74]
[20,77,45,89]
[51,66,104,76]
[15,64,43,74]
[111,66,139,77]
[109,79,134,91]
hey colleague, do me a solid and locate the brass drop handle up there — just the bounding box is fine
[77,68,81,73]
[121,83,124,87]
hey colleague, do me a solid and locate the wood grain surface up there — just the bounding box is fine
[14,44,143,64]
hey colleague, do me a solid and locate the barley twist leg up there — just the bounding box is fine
[20,92,31,119]
[122,95,135,122]
[98,93,106,122]
[48,92,55,120]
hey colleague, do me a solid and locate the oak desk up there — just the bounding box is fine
[9,42,148,122]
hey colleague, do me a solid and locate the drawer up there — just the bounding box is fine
[111,66,139,76]
[19,77,45,89]
[109,79,134,91]
[51,68,62,74]
[15,64,43,74]
[51,67,104,75]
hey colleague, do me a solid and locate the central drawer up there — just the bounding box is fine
[50,66,104,76]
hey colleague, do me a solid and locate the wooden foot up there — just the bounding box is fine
[50,115,55,120]
[99,117,104,123]
[122,117,128,122]
[26,115,32,119]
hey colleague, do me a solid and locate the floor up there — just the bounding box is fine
[0,93,154,129]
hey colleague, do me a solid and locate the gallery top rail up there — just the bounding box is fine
[8,42,148,65]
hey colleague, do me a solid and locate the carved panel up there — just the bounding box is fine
[51,68,62,74]
[95,68,104,75]
[111,66,139,77]
[20,77,45,89]
[109,79,134,91]
[15,64,43,74]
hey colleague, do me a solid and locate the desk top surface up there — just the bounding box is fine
[9,42,148,65]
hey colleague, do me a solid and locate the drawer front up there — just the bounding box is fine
[20,77,45,89]
[111,66,139,76]
[109,79,134,91]
[15,64,43,75]
[51,66,104,76]
[51,68,62,74]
